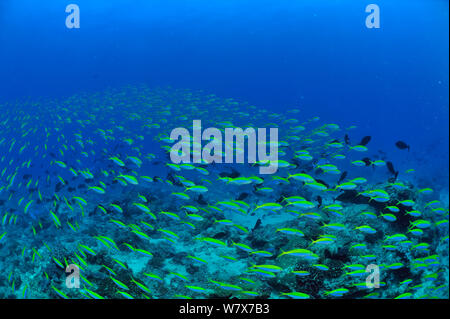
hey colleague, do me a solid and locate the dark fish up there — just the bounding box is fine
[229,168,241,177]
[237,192,249,201]
[359,136,372,146]
[276,195,286,203]
[395,141,410,151]
[337,171,348,184]
[212,232,228,239]
[219,168,241,179]
[55,183,64,193]
[196,195,208,206]
[386,161,399,182]
[316,196,323,208]
[252,219,262,231]
[344,134,351,145]
[386,161,396,175]
[292,158,302,167]
[362,157,372,166]
[315,179,329,189]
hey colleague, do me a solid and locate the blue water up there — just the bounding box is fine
[0,0,448,300]
[1,0,448,186]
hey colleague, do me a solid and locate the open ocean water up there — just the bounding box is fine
[0,0,448,300]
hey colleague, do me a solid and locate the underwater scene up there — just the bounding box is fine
[0,0,448,301]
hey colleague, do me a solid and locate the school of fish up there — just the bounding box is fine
[0,85,448,299]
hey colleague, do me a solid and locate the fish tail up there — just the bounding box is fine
[276,249,285,258]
